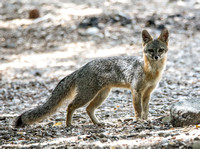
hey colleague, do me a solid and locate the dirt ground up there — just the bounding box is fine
[0,0,200,148]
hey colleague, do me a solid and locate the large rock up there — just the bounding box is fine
[170,98,200,127]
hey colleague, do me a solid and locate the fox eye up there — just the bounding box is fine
[159,48,164,52]
[148,49,154,53]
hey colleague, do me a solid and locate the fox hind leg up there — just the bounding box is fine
[66,89,100,127]
[86,87,111,125]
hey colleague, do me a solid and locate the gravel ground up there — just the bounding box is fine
[0,0,200,148]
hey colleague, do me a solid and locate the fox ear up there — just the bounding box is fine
[142,30,153,45]
[158,28,169,44]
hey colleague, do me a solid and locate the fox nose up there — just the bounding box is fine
[155,56,159,60]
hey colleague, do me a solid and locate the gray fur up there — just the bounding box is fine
[14,29,169,127]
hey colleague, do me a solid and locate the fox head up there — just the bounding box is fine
[142,29,169,61]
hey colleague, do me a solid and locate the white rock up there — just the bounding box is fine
[86,27,99,35]
[170,98,200,127]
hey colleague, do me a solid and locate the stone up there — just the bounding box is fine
[162,116,171,123]
[193,141,200,149]
[170,98,200,127]
[4,43,16,49]
[85,27,99,35]
[123,117,133,122]
[79,17,99,28]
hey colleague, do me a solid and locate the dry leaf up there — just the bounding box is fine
[17,132,26,135]
[53,121,62,126]
[196,125,200,128]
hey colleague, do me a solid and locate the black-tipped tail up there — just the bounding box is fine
[14,115,26,128]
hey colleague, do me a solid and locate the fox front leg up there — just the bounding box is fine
[131,89,142,120]
[141,86,155,120]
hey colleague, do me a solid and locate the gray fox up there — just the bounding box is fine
[15,29,169,127]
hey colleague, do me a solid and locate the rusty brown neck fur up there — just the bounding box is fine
[143,53,167,79]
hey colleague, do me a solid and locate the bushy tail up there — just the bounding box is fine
[14,74,77,128]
